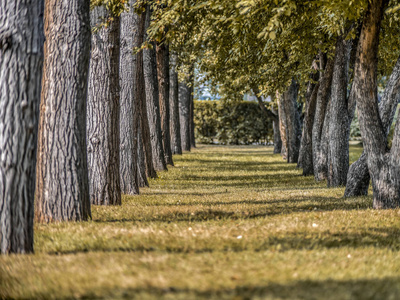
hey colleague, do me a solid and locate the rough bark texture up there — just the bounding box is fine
[277,93,288,160]
[327,36,352,187]
[169,52,182,154]
[136,12,157,179]
[119,2,139,195]
[352,0,399,209]
[143,8,167,171]
[190,82,196,148]
[345,55,400,197]
[298,82,319,175]
[0,0,44,254]
[36,0,91,222]
[282,80,301,163]
[136,124,149,187]
[179,82,191,151]
[156,42,174,165]
[87,7,121,205]
[312,59,334,181]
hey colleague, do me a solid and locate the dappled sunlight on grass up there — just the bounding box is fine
[1,145,399,299]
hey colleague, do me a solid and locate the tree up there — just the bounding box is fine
[120,0,140,195]
[0,0,44,253]
[179,80,192,151]
[87,6,121,205]
[170,52,183,154]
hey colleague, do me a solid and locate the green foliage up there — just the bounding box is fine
[350,110,362,140]
[194,100,272,145]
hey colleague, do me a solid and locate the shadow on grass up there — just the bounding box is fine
[42,277,400,299]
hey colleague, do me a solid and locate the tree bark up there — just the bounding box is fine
[87,7,121,205]
[143,8,167,171]
[312,59,334,181]
[352,0,400,209]
[327,35,352,187]
[190,82,196,148]
[0,0,44,254]
[179,81,191,151]
[137,126,149,188]
[156,42,174,165]
[282,79,301,163]
[119,2,139,195]
[345,55,400,197]
[36,0,91,222]
[136,11,157,179]
[169,52,182,154]
[277,93,288,160]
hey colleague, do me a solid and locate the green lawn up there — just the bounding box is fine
[1,145,400,299]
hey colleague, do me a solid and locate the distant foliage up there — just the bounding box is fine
[194,100,272,145]
[350,111,361,140]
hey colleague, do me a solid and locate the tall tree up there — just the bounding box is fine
[36,0,91,222]
[190,80,196,148]
[179,81,192,151]
[169,52,182,154]
[144,8,167,171]
[87,6,121,205]
[120,0,139,195]
[0,0,44,253]
[157,42,174,165]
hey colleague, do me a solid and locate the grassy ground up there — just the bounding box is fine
[1,145,400,299]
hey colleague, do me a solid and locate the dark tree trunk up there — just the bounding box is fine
[277,93,288,160]
[0,0,44,254]
[143,8,167,171]
[345,55,400,197]
[312,59,334,181]
[272,114,282,154]
[156,42,174,165]
[190,82,196,148]
[169,52,182,154]
[119,2,139,195]
[137,126,149,188]
[179,82,191,151]
[327,35,352,187]
[87,7,121,206]
[282,79,301,163]
[136,11,157,179]
[298,82,319,175]
[352,0,400,209]
[36,0,91,222]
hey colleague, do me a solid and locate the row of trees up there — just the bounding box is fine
[149,0,400,207]
[0,0,196,254]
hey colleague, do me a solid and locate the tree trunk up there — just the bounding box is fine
[136,11,157,179]
[179,82,191,151]
[277,93,288,160]
[352,0,400,209]
[190,82,196,148]
[345,55,400,197]
[327,35,352,187]
[272,114,282,154]
[282,79,301,163]
[0,0,44,254]
[143,8,167,171]
[36,0,91,222]
[298,82,319,175]
[169,52,182,154]
[312,59,334,181]
[87,7,121,206]
[137,126,149,188]
[119,2,139,195]
[156,42,174,165]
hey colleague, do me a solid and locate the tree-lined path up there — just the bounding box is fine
[1,145,400,299]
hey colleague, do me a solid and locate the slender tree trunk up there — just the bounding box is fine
[272,114,282,154]
[136,11,157,179]
[282,79,301,163]
[327,35,352,187]
[298,82,319,175]
[119,2,139,195]
[36,0,91,222]
[87,7,121,205]
[156,42,174,165]
[345,55,400,197]
[352,0,400,209]
[179,82,191,151]
[144,8,167,171]
[137,126,149,188]
[169,52,182,154]
[190,83,196,148]
[277,93,288,160]
[0,0,44,254]
[312,59,334,181]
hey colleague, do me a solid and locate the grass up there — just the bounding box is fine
[1,144,400,299]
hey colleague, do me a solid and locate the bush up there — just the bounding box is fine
[194,100,273,145]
